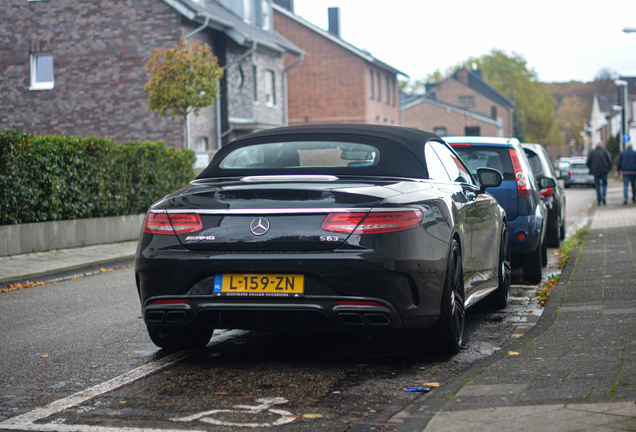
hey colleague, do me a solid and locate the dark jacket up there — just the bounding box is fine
[617,148,636,174]
[586,146,612,177]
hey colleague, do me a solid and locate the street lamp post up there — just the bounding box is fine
[615,79,629,152]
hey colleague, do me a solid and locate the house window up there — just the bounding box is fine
[429,91,437,100]
[260,0,271,30]
[465,126,480,136]
[385,75,390,105]
[369,69,374,99]
[491,106,497,119]
[434,127,447,136]
[265,69,276,107]
[194,136,209,152]
[30,53,54,90]
[459,96,475,108]
[243,0,253,23]
[376,72,381,102]
[253,65,258,103]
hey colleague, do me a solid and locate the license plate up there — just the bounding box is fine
[213,274,304,297]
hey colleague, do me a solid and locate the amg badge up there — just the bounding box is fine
[185,235,216,241]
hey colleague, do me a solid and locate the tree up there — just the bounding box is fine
[468,49,560,145]
[145,38,223,147]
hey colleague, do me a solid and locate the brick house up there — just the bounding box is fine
[0,0,302,157]
[272,3,405,126]
[401,95,501,138]
[416,68,514,137]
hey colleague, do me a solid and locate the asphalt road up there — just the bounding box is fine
[0,187,596,432]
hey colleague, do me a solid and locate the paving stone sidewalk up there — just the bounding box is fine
[0,241,137,287]
[400,194,636,431]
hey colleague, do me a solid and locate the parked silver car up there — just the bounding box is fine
[564,160,594,188]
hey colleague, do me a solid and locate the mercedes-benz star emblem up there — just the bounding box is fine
[249,217,270,236]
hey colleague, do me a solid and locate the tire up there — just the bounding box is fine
[559,219,566,241]
[435,239,465,353]
[487,224,511,309]
[522,242,543,284]
[541,238,548,268]
[547,216,561,248]
[147,325,213,350]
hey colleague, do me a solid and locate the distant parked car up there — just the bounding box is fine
[564,161,595,188]
[522,144,570,248]
[445,137,553,284]
[556,157,571,171]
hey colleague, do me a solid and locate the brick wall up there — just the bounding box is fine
[402,99,499,137]
[274,9,398,125]
[0,0,188,147]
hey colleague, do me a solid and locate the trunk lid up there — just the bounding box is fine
[157,176,412,252]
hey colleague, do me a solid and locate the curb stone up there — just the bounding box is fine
[395,230,584,432]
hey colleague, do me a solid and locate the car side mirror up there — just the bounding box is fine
[539,177,556,189]
[559,170,571,180]
[476,167,503,193]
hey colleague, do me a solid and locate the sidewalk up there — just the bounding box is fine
[0,241,137,288]
[400,182,636,432]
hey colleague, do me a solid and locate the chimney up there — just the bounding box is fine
[456,69,469,86]
[328,7,340,37]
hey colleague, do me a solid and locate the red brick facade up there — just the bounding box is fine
[402,97,500,137]
[273,7,400,126]
[0,0,186,147]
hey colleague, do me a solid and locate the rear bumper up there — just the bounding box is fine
[135,246,448,332]
[507,214,543,256]
[143,297,404,331]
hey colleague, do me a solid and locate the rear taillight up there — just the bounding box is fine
[142,212,202,235]
[450,143,472,148]
[509,148,530,198]
[540,187,553,198]
[321,210,423,234]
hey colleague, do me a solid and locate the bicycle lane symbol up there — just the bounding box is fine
[170,397,297,428]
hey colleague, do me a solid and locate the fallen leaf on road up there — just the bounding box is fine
[422,382,440,387]
[303,414,323,419]
[604,275,613,277]
[598,234,604,237]
[118,401,127,404]
[508,351,519,356]
[215,392,228,395]
[517,334,524,337]
[40,354,49,358]
[351,418,360,421]
[492,346,501,351]
[283,414,300,419]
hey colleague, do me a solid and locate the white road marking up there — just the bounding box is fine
[171,397,296,428]
[0,330,246,432]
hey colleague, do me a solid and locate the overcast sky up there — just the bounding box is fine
[293,0,636,83]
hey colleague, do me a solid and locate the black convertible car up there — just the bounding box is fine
[135,125,510,353]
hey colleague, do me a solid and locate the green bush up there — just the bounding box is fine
[0,126,195,225]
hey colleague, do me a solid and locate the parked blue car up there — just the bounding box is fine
[445,137,552,284]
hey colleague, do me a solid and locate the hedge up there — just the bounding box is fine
[0,126,195,225]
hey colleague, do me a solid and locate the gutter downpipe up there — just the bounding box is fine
[282,53,305,126]
[217,39,257,147]
[184,15,211,151]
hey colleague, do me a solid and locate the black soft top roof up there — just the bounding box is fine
[197,124,443,179]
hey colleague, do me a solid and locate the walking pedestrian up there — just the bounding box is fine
[586,142,612,205]
[617,142,636,204]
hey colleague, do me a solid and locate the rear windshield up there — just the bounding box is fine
[451,146,515,181]
[220,141,378,169]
